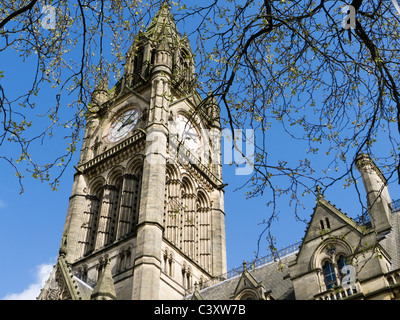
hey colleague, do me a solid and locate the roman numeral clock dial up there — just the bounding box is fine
[106,108,139,143]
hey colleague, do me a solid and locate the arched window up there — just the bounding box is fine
[163,249,174,277]
[116,172,142,240]
[76,265,88,283]
[133,47,144,73]
[323,261,337,290]
[97,257,108,280]
[197,190,211,271]
[108,177,123,244]
[314,241,356,294]
[117,247,132,273]
[181,177,196,259]
[163,250,169,274]
[79,182,103,257]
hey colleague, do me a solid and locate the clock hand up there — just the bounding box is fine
[117,113,137,132]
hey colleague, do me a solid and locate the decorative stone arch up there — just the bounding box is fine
[311,238,354,292]
[181,262,192,289]
[232,263,266,300]
[311,238,353,270]
[175,108,203,127]
[126,156,144,176]
[197,188,211,207]
[235,288,261,301]
[96,255,110,280]
[174,46,195,91]
[76,264,89,283]
[106,165,125,186]
[166,163,181,181]
[88,176,106,197]
[162,247,174,277]
[117,244,133,273]
[181,174,196,196]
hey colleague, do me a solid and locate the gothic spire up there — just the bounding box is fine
[145,1,180,46]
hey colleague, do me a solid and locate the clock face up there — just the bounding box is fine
[176,114,201,152]
[106,108,139,143]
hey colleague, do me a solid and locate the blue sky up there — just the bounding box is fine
[1,1,400,300]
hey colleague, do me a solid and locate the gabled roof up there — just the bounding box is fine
[186,253,296,300]
[295,196,369,262]
[232,262,265,299]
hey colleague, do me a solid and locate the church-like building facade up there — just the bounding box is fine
[39,3,400,300]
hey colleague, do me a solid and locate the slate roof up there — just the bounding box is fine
[186,253,297,300]
[381,209,400,270]
[72,276,93,300]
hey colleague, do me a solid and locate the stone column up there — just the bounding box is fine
[61,172,88,262]
[131,42,171,299]
[210,188,227,277]
[131,128,167,299]
[356,153,392,234]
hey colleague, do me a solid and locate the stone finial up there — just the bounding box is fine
[242,260,248,272]
[315,185,324,201]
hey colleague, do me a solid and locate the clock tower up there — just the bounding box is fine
[39,2,226,300]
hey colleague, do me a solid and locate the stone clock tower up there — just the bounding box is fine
[39,3,227,300]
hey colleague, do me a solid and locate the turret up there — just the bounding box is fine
[151,36,172,76]
[356,153,392,234]
[90,76,109,109]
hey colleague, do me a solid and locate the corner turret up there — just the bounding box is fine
[356,153,392,234]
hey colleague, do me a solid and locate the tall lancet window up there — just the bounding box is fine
[132,46,144,84]
[116,171,142,239]
[164,175,181,245]
[181,177,196,259]
[175,48,193,92]
[197,190,211,271]
[79,182,103,257]
[323,261,337,290]
[94,171,123,250]
[108,176,123,244]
